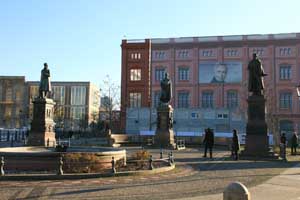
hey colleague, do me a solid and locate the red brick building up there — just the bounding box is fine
[121,33,300,137]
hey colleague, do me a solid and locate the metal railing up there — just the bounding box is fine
[176,139,185,150]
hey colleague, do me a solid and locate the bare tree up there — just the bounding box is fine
[100,75,120,130]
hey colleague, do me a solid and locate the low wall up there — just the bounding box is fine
[0,147,126,172]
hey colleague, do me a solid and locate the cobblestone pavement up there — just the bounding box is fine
[0,148,296,200]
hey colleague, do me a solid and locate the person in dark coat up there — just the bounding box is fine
[291,132,298,155]
[280,133,287,160]
[231,129,240,160]
[203,128,214,158]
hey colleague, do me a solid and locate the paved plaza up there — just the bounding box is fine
[0,147,299,200]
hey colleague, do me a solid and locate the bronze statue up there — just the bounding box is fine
[39,63,52,98]
[248,53,267,95]
[160,73,172,104]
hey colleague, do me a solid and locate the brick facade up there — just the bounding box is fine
[121,33,300,137]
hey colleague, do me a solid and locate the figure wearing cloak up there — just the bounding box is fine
[160,73,172,104]
[248,53,267,95]
[39,63,52,98]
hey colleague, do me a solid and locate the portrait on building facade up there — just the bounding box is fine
[199,62,242,83]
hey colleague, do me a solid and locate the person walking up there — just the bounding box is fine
[291,132,298,155]
[203,128,214,159]
[231,129,240,160]
[280,133,287,161]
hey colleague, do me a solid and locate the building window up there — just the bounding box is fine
[71,86,86,105]
[154,51,166,59]
[191,112,199,119]
[53,86,65,105]
[130,53,141,60]
[227,90,238,108]
[226,49,238,57]
[202,91,214,108]
[6,86,12,102]
[178,50,189,59]
[70,107,85,119]
[279,65,291,80]
[280,92,292,109]
[155,68,166,81]
[178,92,189,108]
[130,69,142,81]
[202,50,213,57]
[129,92,141,108]
[279,47,292,56]
[178,67,189,81]
[253,48,264,56]
[217,114,228,119]
[153,91,160,108]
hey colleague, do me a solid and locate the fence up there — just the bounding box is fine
[0,129,27,142]
[0,152,174,176]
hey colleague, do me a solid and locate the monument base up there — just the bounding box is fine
[240,94,278,159]
[27,131,56,147]
[241,128,278,159]
[155,129,176,149]
[27,97,56,147]
[155,104,176,149]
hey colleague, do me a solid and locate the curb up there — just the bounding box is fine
[0,164,175,181]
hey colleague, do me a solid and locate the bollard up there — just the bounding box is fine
[168,153,172,166]
[123,154,127,167]
[149,155,154,170]
[223,182,250,200]
[57,154,64,175]
[111,157,116,174]
[0,156,4,176]
[47,138,50,148]
[170,151,174,164]
[160,149,163,159]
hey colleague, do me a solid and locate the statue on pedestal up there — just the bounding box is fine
[248,53,267,96]
[28,63,56,147]
[155,72,175,149]
[39,63,52,98]
[160,73,172,104]
[242,54,274,158]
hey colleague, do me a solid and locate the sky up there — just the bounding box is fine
[0,0,300,89]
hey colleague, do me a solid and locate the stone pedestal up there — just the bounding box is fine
[242,95,272,157]
[27,97,56,147]
[155,104,176,149]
